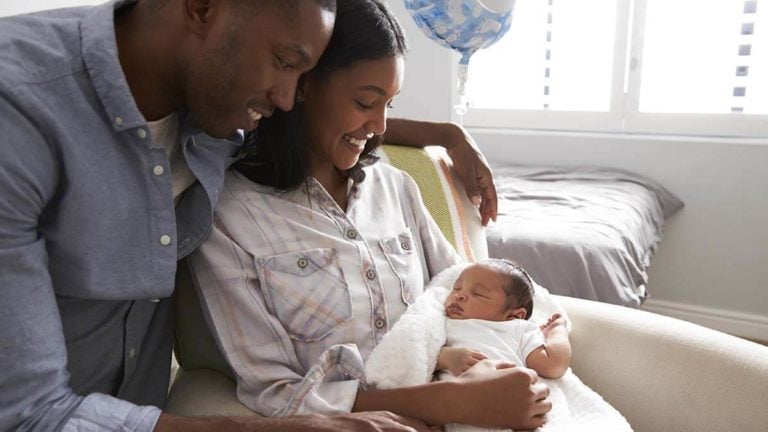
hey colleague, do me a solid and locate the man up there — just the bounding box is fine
[0,0,548,430]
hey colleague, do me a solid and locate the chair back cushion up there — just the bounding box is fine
[174,259,233,377]
[379,144,488,261]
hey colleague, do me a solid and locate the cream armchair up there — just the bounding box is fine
[168,146,768,432]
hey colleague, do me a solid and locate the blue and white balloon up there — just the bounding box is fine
[405,0,516,114]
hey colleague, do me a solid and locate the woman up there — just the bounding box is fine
[188,0,549,429]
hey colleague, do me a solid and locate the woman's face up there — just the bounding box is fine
[303,55,405,174]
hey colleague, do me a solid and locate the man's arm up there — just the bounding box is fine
[155,412,432,432]
[354,361,550,429]
[385,118,498,226]
[0,97,162,431]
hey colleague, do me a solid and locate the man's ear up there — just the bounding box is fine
[506,307,527,320]
[297,75,309,103]
[184,0,219,37]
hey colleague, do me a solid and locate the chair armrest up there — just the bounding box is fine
[168,295,768,431]
[166,368,256,417]
[557,295,768,432]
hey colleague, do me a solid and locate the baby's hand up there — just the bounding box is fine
[539,313,567,337]
[438,347,488,376]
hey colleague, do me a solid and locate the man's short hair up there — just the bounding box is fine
[251,0,337,19]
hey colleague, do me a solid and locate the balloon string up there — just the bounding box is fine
[455,63,469,116]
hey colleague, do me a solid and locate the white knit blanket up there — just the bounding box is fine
[364,263,632,432]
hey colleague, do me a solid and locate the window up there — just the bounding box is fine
[460,0,768,138]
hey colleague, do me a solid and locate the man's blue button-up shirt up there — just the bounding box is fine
[0,1,241,430]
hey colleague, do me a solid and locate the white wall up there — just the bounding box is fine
[390,1,454,122]
[390,1,768,339]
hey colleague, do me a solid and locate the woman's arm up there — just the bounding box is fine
[353,361,550,429]
[525,314,572,379]
[385,118,497,226]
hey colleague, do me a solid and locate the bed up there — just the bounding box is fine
[485,164,684,308]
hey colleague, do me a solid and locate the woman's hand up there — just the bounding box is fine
[437,347,488,376]
[448,360,551,429]
[384,119,498,226]
[354,360,550,429]
[441,123,498,226]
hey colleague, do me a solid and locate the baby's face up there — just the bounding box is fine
[444,264,514,321]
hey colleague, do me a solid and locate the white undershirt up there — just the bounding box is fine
[147,112,196,205]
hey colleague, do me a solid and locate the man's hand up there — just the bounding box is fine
[448,360,551,429]
[437,347,488,376]
[441,123,498,226]
[156,411,433,432]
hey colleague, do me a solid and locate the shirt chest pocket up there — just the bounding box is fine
[257,248,352,342]
[379,230,424,305]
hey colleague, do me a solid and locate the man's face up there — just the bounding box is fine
[183,1,335,138]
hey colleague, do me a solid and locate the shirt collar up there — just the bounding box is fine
[80,0,144,132]
[80,1,245,148]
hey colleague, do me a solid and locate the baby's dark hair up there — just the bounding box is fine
[478,258,535,320]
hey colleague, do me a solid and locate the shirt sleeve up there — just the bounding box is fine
[519,322,547,363]
[62,395,161,432]
[401,171,464,277]
[188,220,363,417]
[0,96,160,431]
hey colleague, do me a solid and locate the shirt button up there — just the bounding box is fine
[346,229,358,240]
[375,319,386,329]
[114,116,123,126]
[401,242,411,251]
[153,165,164,176]
[159,235,172,246]
[366,269,376,280]
[128,348,136,359]
[137,128,147,139]
[297,258,309,268]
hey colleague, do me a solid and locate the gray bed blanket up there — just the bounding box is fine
[486,164,683,308]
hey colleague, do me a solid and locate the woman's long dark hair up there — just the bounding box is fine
[233,0,408,190]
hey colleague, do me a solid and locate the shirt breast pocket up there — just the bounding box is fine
[257,248,352,342]
[380,230,423,305]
